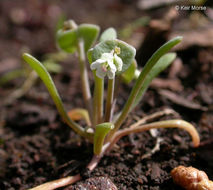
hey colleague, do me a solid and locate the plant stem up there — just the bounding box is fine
[107,120,200,152]
[106,73,141,139]
[93,75,104,125]
[29,155,103,190]
[104,78,115,122]
[29,174,81,190]
[87,154,102,171]
[107,37,182,140]
[4,71,38,105]
[129,108,179,128]
[77,40,93,122]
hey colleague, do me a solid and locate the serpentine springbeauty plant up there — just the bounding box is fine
[22,20,200,190]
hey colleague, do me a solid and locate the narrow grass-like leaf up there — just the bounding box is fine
[112,36,182,133]
[100,27,117,42]
[94,122,114,155]
[22,53,90,139]
[132,53,176,109]
[137,37,182,82]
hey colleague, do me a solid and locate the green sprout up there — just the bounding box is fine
[22,20,200,190]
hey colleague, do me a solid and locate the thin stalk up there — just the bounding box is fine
[87,154,102,171]
[114,75,121,99]
[93,76,104,125]
[106,73,142,140]
[0,69,24,86]
[129,108,179,128]
[4,71,38,105]
[77,40,93,122]
[29,174,81,190]
[107,120,200,152]
[29,155,103,190]
[107,37,182,140]
[104,78,115,122]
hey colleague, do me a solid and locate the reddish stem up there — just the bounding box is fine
[29,174,81,190]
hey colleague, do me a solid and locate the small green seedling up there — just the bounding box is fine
[22,20,200,190]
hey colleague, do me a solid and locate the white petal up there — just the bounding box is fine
[114,54,123,71]
[95,59,106,64]
[90,62,99,70]
[107,70,115,79]
[96,67,106,79]
[101,52,114,61]
[108,59,116,72]
[90,59,105,70]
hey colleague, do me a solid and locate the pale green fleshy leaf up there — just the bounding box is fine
[77,24,100,52]
[100,27,117,42]
[94,122,114,155]
[57,23,100,53]
[121,59,137,84]
[89,39,136,74]
[22,53,85,137]
[56,28,78,53]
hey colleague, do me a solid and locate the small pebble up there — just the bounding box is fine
[65,176,118,190]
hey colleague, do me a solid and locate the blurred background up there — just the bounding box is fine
[0,0,212,106]
[0,0,212,61]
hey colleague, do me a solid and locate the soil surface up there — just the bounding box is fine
[0,0,213,190]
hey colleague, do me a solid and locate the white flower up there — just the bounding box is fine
[90,49,123,79]
[113,54,123,72]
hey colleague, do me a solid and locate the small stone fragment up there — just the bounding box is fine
[66,176,118,190]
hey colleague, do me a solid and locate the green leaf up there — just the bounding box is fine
[130,36,182,106]
[132,53,176,109]
[57,28,78,53]
[43,60,62,73]
[128,37,182,110]
[112,37,182,132]
[100,27,117,42]
[94,122,114,155]
[121,59,137,84]
[90,39,136,73]
[77,24,100,52]
[22,53,86,138]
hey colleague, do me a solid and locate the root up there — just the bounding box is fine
[29,155,102,190]
[29,174,81,190]
[107,120,200,153]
